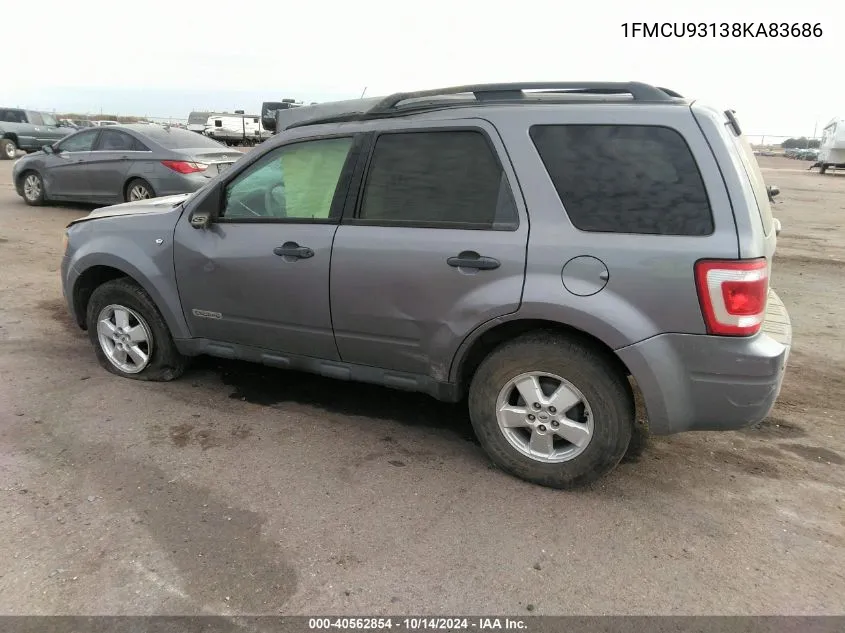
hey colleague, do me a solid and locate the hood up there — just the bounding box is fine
[67,193,192,227]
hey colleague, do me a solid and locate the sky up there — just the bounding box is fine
[2,0,840,141]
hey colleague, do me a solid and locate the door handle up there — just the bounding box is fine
[447,251,501,270]
[273,241,314,259]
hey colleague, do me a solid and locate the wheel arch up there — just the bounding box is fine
[69,253,190,341]
[451,317,633,394]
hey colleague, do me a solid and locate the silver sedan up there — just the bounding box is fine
[12,124,241,206]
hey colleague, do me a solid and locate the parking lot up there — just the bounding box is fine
[0,155,843,615]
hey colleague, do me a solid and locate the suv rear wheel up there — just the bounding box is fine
[86,278,187,381]
[468,331,633,489]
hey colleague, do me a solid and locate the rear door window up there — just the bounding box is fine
[358,130,518,230]
[96,130,137,151]
[529,124,714,236]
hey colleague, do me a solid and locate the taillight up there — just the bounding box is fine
[694,258,769,336]
[161,160,208,174]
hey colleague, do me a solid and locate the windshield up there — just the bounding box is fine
[142,126,227,149]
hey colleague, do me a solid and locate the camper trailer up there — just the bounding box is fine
[187,111,213,134]
[202,112,266,146]
[817,118,845,173]
[260,99,304,134]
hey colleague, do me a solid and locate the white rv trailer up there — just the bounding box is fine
[187,111,213,133]
[202,112,267,146]
[817,118,845,173]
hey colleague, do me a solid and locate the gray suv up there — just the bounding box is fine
[60,82,792,489]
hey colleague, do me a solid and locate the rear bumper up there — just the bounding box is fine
[617,290,792,435]
[154,172,211,197]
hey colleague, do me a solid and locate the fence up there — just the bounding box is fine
[747,134,822,149]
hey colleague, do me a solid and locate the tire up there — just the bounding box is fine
[468,331,634,489]
[86,278,188,381]
[820,163,828,174]
[1,138,17,160]
[21,171,46,206]
[125,178,156,202]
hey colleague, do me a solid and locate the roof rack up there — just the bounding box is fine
[283,81,683,131]
[370,81,679,113]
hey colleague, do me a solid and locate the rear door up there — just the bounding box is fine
[329,121,529,379]
[87,129,141,202]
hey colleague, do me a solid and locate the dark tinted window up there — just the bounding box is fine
[57,130,98,152]
[97,130,137,151]
[3,110,26,123]
[359,131,517,229]
[141,126,226,149]
[530,125,713,235]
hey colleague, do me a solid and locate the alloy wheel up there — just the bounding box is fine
[495,371,594,463]
[23,174,41,202]
[96,304,153,374]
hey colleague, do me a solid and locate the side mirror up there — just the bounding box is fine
[42,144,54,154]
[773,218,782,236]
[188,185,222,229]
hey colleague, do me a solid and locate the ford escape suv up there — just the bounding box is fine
[60,82,792,489]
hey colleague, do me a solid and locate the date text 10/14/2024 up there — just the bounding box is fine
[308,618,528,630]
[621,22,823,38]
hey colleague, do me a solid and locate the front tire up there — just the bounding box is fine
[125,178,156,202]
[21,171,45,206]
[1,138,17,160]
[86,278,187,381]
[468,331,634,489]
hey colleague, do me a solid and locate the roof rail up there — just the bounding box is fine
[369,81,677,114]
[283,81,682,131]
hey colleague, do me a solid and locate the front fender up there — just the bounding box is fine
[66,222,190,340]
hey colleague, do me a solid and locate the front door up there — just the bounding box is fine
[39,112,70,143]
[44,129,100,199]
[330,125,529,378]
[174,134,358,359]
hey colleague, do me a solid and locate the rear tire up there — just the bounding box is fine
[468,331,633,489]
[1,138,17,160]
[86,278,188,381]
[125,178,156,202]
[820,163,828,174]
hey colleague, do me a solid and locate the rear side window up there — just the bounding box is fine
[530,125,714,236]
[358,130,518,230]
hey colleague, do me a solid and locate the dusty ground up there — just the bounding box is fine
[0,156,843,616]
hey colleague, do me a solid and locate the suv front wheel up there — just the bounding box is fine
[86,278,188,381]
[468,332,633,489]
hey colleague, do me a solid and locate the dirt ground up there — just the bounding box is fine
[0,156,843,616]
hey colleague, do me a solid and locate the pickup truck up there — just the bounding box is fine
[1,108,74,160]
